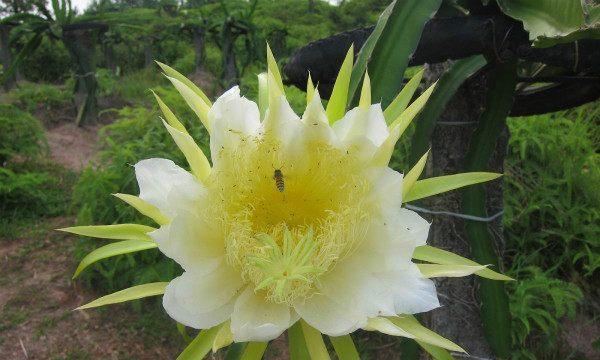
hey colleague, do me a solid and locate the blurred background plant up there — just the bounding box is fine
[0,0,598,358]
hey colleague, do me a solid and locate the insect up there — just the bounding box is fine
[273,169,285,193]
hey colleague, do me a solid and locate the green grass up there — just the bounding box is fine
[504,104,599,358]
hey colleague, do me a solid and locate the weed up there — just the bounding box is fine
[0,104,48,164]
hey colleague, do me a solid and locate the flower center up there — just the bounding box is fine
[205,136,370,304]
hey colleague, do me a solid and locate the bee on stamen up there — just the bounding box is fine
[273,169,285,193]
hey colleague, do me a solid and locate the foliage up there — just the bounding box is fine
[505,106,600,279]
[504,105,599,357]
[0,164,71,217]
[0,103,48,163]
[19,37,73,82]
[508,267,582,359]
[7,82,72,114]
[495,0,600,47]
[71,97,208,292]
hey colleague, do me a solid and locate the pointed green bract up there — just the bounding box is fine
[177,322,192,344]
[301,320,331,359]
[364,317,414,338]
[257,72,268,119]
[413,245,514,281]
[240,342,268,360]
[113,193,169,226]
[306,73,316,104]
[76,282,167,310]
[163,121,211,182]
[212,321,233,352]
[266,44,285,94]
[389,82,435,133]
[58,224,155,242]
[416,340,455,360]
[326,45,353,124]
[358,71,371,109]
[73,240,158,278]
[389,315,466,353]
[402,150,429,198]
[329,335,360,360]
[384,68,424,124]
[288,321,311,360]
[178,325,222,360]
[166,75,211,132]
[417,263,488,278]
[371,125,401,167]
[403,172,502,203]
[156,61,212,106]
[152,90,187,133]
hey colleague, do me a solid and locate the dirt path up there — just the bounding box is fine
[46,123,100,171]
[0,217,182,359]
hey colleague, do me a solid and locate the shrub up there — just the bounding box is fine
[0,104,48,164]
[505,106,600,279]
[0,162,75,238]
[71,100,209,292]
[508,267,582,359]
[7,83,72,115]
[20,37,72,83]
[504,104,599,357]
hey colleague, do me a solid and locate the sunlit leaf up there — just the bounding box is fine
[58,224,155,242]
[152,90,187,133]
[212,320,233,352]
[364,317,414,338]
[402,150,428,199]
[403,172,502,203]
[383,68,424,124]
[301,320,331,359]
[389,315,466,353]
[413,245,514,281]
[288,321,311,360]
[166,76,211,132]
[156,61,212,105]
[416,340,455,360]
[178,325,222,360]
[113,193,169,226]
[329,335,360,360]
[306,73,316,104]
[76,282,167,310]
[163,121,211,182]
[73,239,157,278]
[417,263,488,278]
[240,342,268,360]
[358,71,371,109]
[266,44,285,94]
[389,82,435,134]
[326,45,353,124]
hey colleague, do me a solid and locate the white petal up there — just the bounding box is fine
[365,167,404,214]
[162,262,244,329]
[317,253,396,319]
[378,263,440,314]
[261,95,303,153]
[209,86,261,163]
[134,158,202,217]
[332,104,389,151]
[293,291,365,337]
[301,91,338,147]
[231,287,291,342]
[149,208,224,270]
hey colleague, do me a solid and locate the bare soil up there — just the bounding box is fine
[46,123,100,172]
[0,217,181,360]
